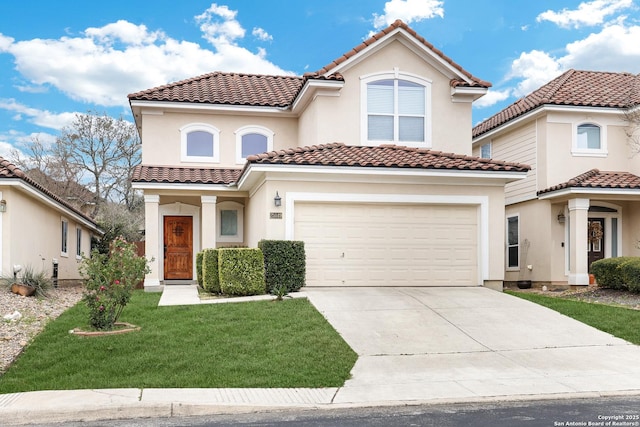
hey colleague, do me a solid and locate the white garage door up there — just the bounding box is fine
[295,202,478,287]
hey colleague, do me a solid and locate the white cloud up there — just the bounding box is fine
[508,50,563,97]
[536,0,633,29]
[474,89,512,108]
[0,99,78,130]
[558,22,640,71]
[0,4,290,108]
[252,27,273,42]
[372,0,444,29]
[196,3,245,45]
[0,140,19,159]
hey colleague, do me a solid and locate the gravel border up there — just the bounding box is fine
[0,287,83,374]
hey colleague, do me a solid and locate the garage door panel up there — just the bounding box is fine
[295,202,478,287]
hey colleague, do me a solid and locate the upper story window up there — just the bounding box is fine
[235,125,274,164]
[480,143,492,159]
[180,123,220,163]
[361,71,432,147]
[573,122,607,157]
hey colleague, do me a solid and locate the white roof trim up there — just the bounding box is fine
[291,79,344,113]
[132,182,238,192]
[1,178,101,233]
[130,100,294,116]
[237,163,527,190]
[538,187,640,200]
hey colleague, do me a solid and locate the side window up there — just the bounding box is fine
[362,72,431,147]
[235,126,274,164]
[507,215,519,269]
[76,227,82,258]
[217,201,244,243]
[573,122,606,156]
[480,143,492,159]
[180,123,220,162]
[61,219,68,256]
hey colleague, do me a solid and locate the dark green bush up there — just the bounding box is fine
[219,248,266,296]
[591,257,634,290]
[196,251,204,287]
[202,249,220,294]
[259,240,306,293]
[619,258,640,293]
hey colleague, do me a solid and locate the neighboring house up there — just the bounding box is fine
[129,20,529,292]
[472,70,640,288]
[0,157,102,285]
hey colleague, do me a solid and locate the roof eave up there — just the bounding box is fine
[538,186,640,200]
[452,86,489,103]
[129,100,295,117]
[291,79,345,114]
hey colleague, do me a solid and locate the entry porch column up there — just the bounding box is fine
[568,198,590,286]
[143,194,161,292]
[201,196,217,250]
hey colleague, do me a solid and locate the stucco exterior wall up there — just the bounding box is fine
[140,111,298,167]
[0,187,94,282]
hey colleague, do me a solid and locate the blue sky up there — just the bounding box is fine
[1,0,639,158]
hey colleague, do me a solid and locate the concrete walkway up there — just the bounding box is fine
[2,285,640,425]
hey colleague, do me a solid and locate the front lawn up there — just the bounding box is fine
[0,292,357,393]
[506,290,640,345]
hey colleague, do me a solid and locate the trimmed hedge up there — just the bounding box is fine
[619,258,640,293]
[195,251,204,287]
[219,248,266,296]
[259,240,306,293]
[591,257,634,290]
[202,249,220,294]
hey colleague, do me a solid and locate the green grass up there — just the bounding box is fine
[506,291,640,345]
[0,292,357,393]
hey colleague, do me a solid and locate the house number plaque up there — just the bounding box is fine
[270,212,282,219]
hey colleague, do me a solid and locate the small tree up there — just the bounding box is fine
[80,237,150,330]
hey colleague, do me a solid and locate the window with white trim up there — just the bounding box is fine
[76,227,82,258]
[180,123,220,163]
[235,125,274,164]
[61,219,68,256]
[362,71,431,146]
[217,201,244,243]
[480,143,492,159]
[506,215,519,269]
[572,122,607,156]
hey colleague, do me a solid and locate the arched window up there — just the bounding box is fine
[577,123,601,150]
[180,123,220,163]
[573,122,606,156]
[235,125,274,164]
[361,71,431,147]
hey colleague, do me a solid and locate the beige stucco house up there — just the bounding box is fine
[129,20,529,292]
[0,157,102,285]
[472,70,640,288]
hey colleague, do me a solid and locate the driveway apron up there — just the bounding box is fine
[301,287,640,404]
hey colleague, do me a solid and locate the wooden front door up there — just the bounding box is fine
[588,218,605,271]
[164,216,193,280]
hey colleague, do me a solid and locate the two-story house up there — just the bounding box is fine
[129,20,529,292]
[472,70,640,288]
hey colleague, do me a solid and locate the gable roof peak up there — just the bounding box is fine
[312,20,490,89]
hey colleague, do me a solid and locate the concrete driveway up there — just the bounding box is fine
[301,287,640,404]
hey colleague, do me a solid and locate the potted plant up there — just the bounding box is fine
[4,265,52,297]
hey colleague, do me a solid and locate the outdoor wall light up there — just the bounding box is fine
[557,212,566,224]
[274,192,282,207]
[0,200,6,212]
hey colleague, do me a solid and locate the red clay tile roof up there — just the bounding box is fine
[246,143,530,172]
[474,70,640,138]
[538,169,640,196]
[132,165,241,185]
[0,156,100,229]
[307,20,491,89]
[128,72,306,107]
[128,20,488,107]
